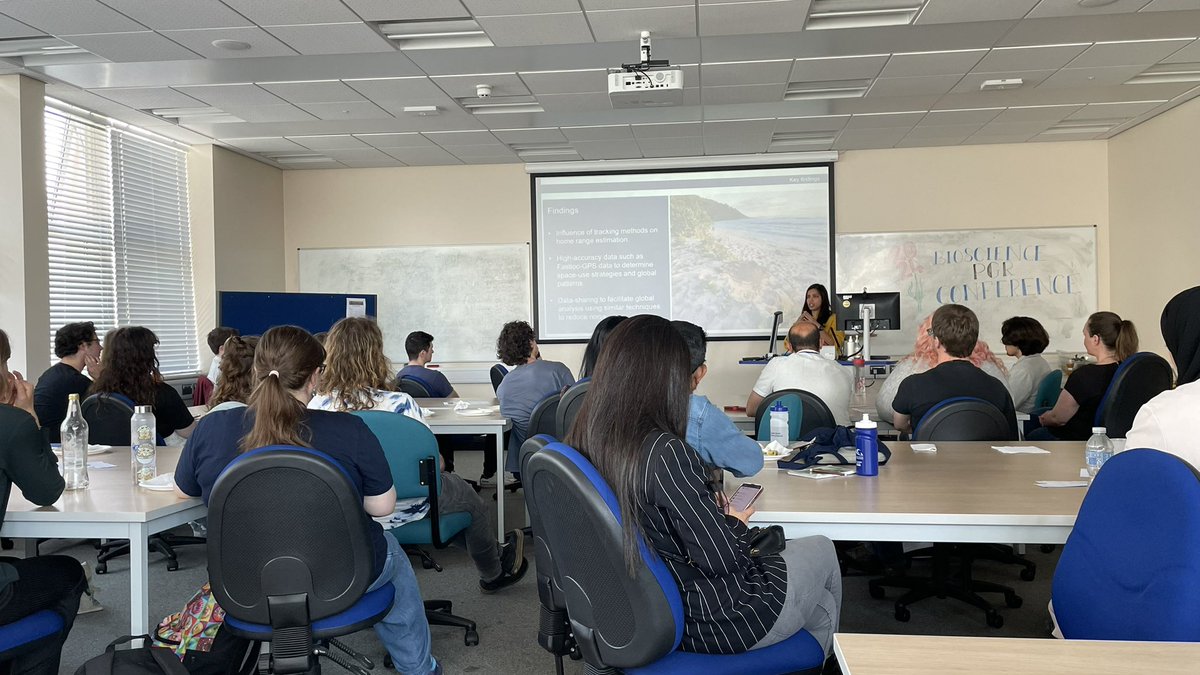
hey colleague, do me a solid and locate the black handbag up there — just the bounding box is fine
[747,525,786,557]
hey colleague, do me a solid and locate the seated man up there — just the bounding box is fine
[892,304,1017,436]
[495,321,574,486]
[35,321,103,442]
[747,322,853,425]
[205,326,239,385]
[672,321,763,477]
[398,331,456,398]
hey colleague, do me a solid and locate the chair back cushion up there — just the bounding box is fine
[207,446,376,627]
[753,389,805,442]
[525,440,683,669]
[1052,449,1200,641]
[1094,352,1175,437]
[397,377,431,399]
[555,380,591,439]
[1034,370,1063,410]
[521,435,569,616]
[528,393,562,441]
[81,392,136,446]
[913,396,1016,441]
[490,364,508,394]
[351,411,442,498]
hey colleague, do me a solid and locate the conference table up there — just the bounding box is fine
[832,633,1200,674]
[1,447,204,637]
[734,441,1088,544]
[415,398,512,543]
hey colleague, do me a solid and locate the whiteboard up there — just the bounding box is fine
[298,244,531,363]
[836,226,1097,355]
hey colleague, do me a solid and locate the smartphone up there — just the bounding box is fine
[728,484,764,513]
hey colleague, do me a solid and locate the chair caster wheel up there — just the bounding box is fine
[986,611,1004,628]
[465,630,480,646]
[421,559,435,570]
[1039,544,1055,553]
[95,563,107,574]
[1019,567,1036,582]
[868,585,885,600]
[166,560,179,572]
[1006,593,1023,609]
[894,605,910,622]
[384,655,393,669]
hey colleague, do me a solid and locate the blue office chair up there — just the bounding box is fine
[912,396,1017,442]
[523,438,826,675]
[0,610,66,666]
[1053,448,1200,640]
[1034,370,1063,410]
[528,393,562,441]
[353,411,479,646]
[1093,352,1174,438]
[490,364,508,394]
[752,389,806,442]
[208,446,392,674]
[396,376,432,399]
[555,380,590,439]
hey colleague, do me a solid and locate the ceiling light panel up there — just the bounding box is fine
[1125,62,1200,83]
[785,79,872,100]
[378,18,493,50]
[806,0,927,30]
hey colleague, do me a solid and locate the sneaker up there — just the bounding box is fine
[478,471,519,488]
[481,530,529,594]
[480,557,529,594]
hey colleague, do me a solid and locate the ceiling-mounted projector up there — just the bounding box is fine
[608,30,684,108]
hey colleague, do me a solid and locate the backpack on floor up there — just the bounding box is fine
[73,635,191,674]
[152,583,258,675]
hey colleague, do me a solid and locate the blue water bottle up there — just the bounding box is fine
[855,414,879,477]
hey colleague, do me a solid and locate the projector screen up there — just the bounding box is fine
[532,164,834,341]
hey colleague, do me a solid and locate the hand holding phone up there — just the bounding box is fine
[727,483,763,514]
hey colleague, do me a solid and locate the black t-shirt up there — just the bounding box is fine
[893,360,1017,434]
[151,382,195,437]
[175,407,395,577]
[33,363,92,442]
[1054,362,1120,441]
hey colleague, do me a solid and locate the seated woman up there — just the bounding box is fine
[1000,316,1054,413]
[796,283,843,356]
[1033,312,1138,441]
[495,320,574,485]
[578,315,627,379]
[565,315,842,656]
[1127,287,1200,466]
[0,328,86,674]
[876,314,1009,424]
[89,326,196,441]
[174,326,440,675]
[308,317,527,593]
[207,335,257,412]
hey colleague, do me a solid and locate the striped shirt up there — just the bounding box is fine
[308,387,427,426]
[638,432,786,654]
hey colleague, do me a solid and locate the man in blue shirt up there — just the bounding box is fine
[397,331,456,398]
[671,321,763,478]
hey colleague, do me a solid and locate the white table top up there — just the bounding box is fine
[415,397,508,427]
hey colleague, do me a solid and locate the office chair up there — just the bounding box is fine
[528,393,562,441]
[1052,449,1200,641]
[396,376,432,399]
[872,397,1028,627]
[192,374,214,407]
[1093,352,1174,438]
[352,411,479,646]
[81,393,204,574]
[489,364,508,394]
[523,437,826,675]
[555,380,590,439]
[0,611,67,667]
[1034,370,1063,410]
[752,389,807,442]
[207,446,390,674]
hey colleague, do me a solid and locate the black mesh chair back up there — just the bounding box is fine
[490,364,508,393]
[1094,352,1174,438]
[81,392,137,445]
[555,380,590,439]
[520,435,574,663]
[528,394,562,441]
[397,376,431,399]
[913,397,1016,442]
[207,446,376,627]
[524,439,680,669]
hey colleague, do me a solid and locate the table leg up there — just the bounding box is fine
[495,427,505,543]
[129,524,150,639]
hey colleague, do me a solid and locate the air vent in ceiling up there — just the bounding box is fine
[458,96,544,115]
[769,131,838,149]
[377,18,493,50]
[1125,62,1200,85]
[151,107,244,124]
[784,79,871,100]
[806,0,925,30]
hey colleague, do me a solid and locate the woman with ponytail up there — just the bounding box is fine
[174,326,441,675]
[1033,311,1139,441]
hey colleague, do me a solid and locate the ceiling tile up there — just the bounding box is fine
[94,86,203,109]
[789,55,889,83]
[432,73,530,98]
[573,139,643,159]
[773,115,850,132]
[972,44,1090,72]
[345,77,457,106]
[341,0,470,21]
[1067,38,1194,68]
[703,119,775,137]
[562,125,634,141]
[894,137,964,148]
[974,120,1055,135]
[915,0,1041,25]
[0,13,42,38]
[463,0,580,15]
[868,74,963,97]
[355,133,438,148]
[445,144,516,159]
[903,123,985,139]
[424,130,502,146]
[702,83,785,105]
[538,92,617,112]
[266,23,395,55]
[1038,65,1147,88]
[222,0,360,25]
[224,137,308,152]
[61,31,199,62]
[260,80,366,104]
[218,104,316,123]
[992,105,1081,122]
[295,100,394,120]
[702,60,792,87]
[520,69,609,95]
[380,146,463,164]
[586,6,697,43]
[100,0,251,30]
[1028,0,1157,19]
[636,136,705,157]
[477,12,593,47]
[631,121,702,137]
[951,69,1057,94]
[1140,0,1200,9]
[1067,100,1163,118]
[833,128,907,150]
[699,0,812,36]
[323,147,395,162]
[880,50,988,77]
[845,111,926,129]
[160,26,297,58]
[0,0,145,34]
[1163,38,1200,63]
[287,134,370,150]
[173,83,284,108]
[491,128,568,143]
[917,108,1003,125]
[583,0,691,8]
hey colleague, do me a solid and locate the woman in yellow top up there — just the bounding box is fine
[796,283,844,356]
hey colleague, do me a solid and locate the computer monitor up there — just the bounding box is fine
[837,291,901,332]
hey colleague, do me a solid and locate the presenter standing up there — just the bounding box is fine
[796,283,843,357]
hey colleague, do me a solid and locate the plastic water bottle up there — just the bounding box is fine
[131,405,157,485]
[61,393,90,490]
[769,402,789,444]
[855,413,879,477]
[1085,427,1114,477]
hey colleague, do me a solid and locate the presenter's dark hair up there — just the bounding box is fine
[565,315,691,573]
[1000,317,1049,356]
[54,322,99,358]
[671,320,706,373]
[89,326,161,406]
[496,320,536,366]
[405,331,435,360]
[1086,311,1139,362]
[930,304,978,359]
[241,326,324,452]
[806,283,833,325]
[579,316,628,378]
[207,326,240,355]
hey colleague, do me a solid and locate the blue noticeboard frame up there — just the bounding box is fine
[218,291,377,336]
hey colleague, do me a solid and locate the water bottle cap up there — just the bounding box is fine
[1092,427,1106,434]
[856,413,877,429]
[135,405,153,414]
[771,402,786,412]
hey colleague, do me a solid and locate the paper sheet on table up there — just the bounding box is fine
[88,461,116,469]
[911,444,937,453]
[994,446,1051,454]
[1035,480,1089,488]
[787,470,838,480]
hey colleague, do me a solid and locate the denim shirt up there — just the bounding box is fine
[685,394,764,478]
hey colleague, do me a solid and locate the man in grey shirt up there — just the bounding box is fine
[495,321,574,486]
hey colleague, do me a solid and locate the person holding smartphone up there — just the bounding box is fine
[565,315,842,658]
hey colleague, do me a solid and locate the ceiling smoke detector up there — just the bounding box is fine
[476,84,492,98]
